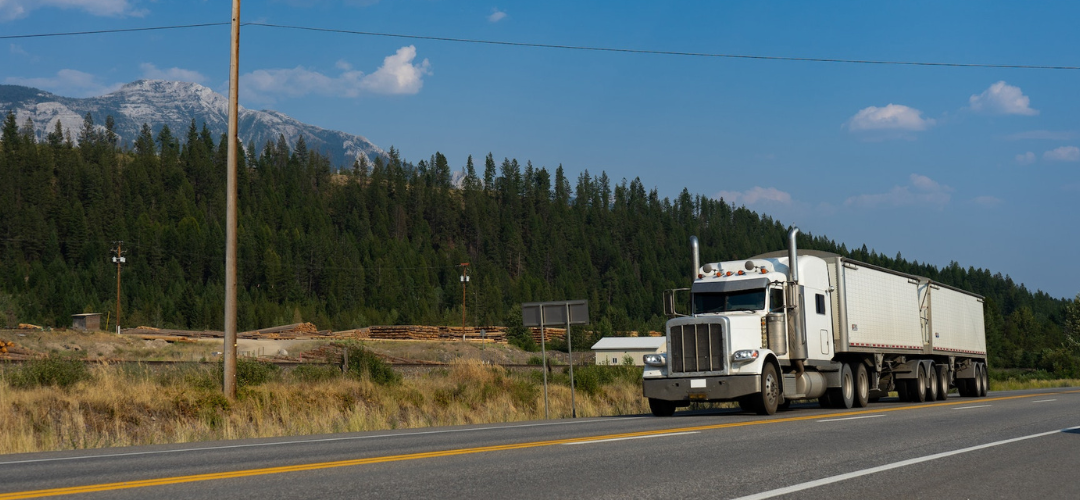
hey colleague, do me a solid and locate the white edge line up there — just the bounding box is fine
[1033,399,1057,403]
[817,415,884,422]
[0,416,647,466]
[562,431,700,445]
[731,425,1080,500]
[952,405,991,410]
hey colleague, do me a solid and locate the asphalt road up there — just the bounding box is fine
[1,387,1078,499]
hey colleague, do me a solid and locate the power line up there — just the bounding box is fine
[248,22,1080,70]
[1,21,1077,70]
[0,22,230,40]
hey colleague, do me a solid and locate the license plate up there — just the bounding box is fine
[690,379,706,388]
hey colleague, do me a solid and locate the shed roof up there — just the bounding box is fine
[591,336,665,350]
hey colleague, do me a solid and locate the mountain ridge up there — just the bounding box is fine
[0,80,385,167]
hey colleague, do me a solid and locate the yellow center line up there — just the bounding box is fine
[3,389,1078,500]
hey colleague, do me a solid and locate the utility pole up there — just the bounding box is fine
[224,0,241,400]
[111,242,126,335]
[460,263,470,329]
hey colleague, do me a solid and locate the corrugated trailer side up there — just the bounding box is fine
[928,282,987,356]
[828,257,925,353]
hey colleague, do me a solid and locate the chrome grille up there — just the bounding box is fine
[670,322,724,373]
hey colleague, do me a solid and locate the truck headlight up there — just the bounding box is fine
[643,354,666,367]
[733,349,759,362]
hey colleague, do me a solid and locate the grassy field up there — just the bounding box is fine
[2,330,1077,455]
[0,354,647,455]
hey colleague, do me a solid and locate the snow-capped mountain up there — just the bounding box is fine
[0,80,385,167]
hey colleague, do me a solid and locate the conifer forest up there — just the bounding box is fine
[1,112,1078,375]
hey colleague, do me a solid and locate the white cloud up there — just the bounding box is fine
[0,0,145,21]
[846,104,935,132]
[4,69,121,97]
[1044,146,1080,162]
[239,46,430,103]
[971,196,1003,208]
[359,45,431,95]
[139,63,206,84]
[844,174,952,209]
[1015,151,1036,165]
[488,8,507,22]
[717,186,792,205]
[969,81,1037,116]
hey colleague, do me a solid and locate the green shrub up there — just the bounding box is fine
[291,363,341,383]
[526,356,544,366]
[214,358,281,387]
[342,344,399,385]
[567,364,642,396]
[9,357,92,389]
[507,325,539,352]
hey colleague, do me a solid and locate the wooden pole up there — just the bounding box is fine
[224,0,241,400]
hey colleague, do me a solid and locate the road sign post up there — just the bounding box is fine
[521,300,588,419]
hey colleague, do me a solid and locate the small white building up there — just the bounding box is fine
[591,336,666,366]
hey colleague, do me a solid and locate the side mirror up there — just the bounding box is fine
[664,288,690,318]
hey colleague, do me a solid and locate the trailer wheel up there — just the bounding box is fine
[648,398,676,417]
[910,365,927,403]
[935,365,949,400]
[925,364,939,402]
[977,363,988,397]
[982,363,990,397]
[755,363,780,415]
[895,377,909,402]
[852,363,870,408]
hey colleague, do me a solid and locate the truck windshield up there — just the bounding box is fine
[693,289,766,314]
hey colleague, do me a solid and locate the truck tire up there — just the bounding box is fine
[828,363,855,409]
[977,363,988,397]
[895,376,909,402]
[982,363,990,396]
[925,364,939,402]
[909,365,927,403]
[648,398,676,417]
[935,365,949,401]
[852,362,870,408]
[818,392,832,408]
[755,363,780,415]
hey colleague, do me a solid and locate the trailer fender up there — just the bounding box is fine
[893,359,934,380]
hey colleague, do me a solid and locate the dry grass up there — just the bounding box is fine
[0,360,649,455]
[989,378,1080,392]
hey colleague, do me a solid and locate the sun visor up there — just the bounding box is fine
[692,277,769,294]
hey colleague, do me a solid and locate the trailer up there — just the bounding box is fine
[642,228,989,416]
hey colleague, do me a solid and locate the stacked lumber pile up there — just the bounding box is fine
[530,327,566,343]
[341,325,509,343]
[123,326,224,340]
[239,322,333,339]
[0,340,36,360]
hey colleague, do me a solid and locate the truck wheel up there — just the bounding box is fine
[852,363,870,408]
[981,363,990,396]
[910,365,927,403]
[828,363,855,409]
[648,398,676,417]
[925,364,939,402]
[755,363,780,415]
[818,392,832,408]
[935,365,949,401]
[977,363,988,397]
[895,376,909,402]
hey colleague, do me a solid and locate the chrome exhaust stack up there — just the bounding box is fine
[690,236,700,281]
[786,226,807,372]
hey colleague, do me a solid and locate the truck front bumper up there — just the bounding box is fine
[642,375,760,403]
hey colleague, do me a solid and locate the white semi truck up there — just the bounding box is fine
[642,228,989,416]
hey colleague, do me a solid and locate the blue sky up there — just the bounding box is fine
[3,1,1078,299]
